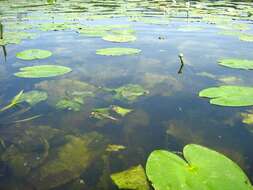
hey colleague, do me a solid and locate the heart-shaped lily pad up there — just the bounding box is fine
[96,47,141,56]
[16,49,52,60]
[146,144,252,190]
[199,85,253,107]
[218,59,253,70]
[14,65,72,78]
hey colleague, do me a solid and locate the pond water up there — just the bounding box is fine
[1,0,253,189]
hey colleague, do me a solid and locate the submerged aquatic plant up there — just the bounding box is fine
[199,86,253,107]
[96,47,141,56]
[0,90,24,112]
[146,144,252,190]
[16,49,52,60]
[14,65,72,78]
[20,90,48,106]
[111,165,149,190]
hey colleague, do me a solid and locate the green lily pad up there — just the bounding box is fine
[16,49,52,60]
[218,59,253,70]
[55,99,82,111]
[239,34,253,42]
[199,86,253,107]
[241,110,253,125]
[146,144,252,190]
[14,65,72,78]
[113,84,149,101]
[111,165,149,190]
[20,90,48,106]
[96,48,141,56]
[102,34,136,43]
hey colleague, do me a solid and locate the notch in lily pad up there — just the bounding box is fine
[146,144,252,190]
[16,49,52,60]
[199,85,253,107]
[14,65,72,78]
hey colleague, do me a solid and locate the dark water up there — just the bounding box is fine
[1,0,253,189]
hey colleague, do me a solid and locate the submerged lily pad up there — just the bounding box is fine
[111,165,149,190]
[146,144,252,190]
[106,144,126,152]
[102,34,136,43]
[199,86,253,107]
[20,90,48,106]
[96,48,141,56]
[111,105,133,116]
[241,110,253,125]
[35,79,96,111]
[16,49,52,60]
[14,65,72,78]
[113,84,149,101]
[90,108,118,121]
[218,59,253,70]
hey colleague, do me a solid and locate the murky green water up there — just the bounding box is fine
[1,0,253,189]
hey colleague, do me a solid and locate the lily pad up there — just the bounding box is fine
[56,99,82,111]
[16,49,52,60]
[111,165,149,190]
[241,110,253,125]
[96,48,141,56]
[199,86,253,107]
[90,108,118,121]
[102,34,136,43]
[218,59,253,70]
[20,90,48,106]
[14,65,72,78]
[113,84,149,101]
[146,144,252,190]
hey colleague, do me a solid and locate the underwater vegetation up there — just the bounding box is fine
[1,0,253,189]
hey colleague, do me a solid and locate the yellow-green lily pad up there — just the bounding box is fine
[20,90,48,106]
[199,85,253,107]
[16,49,52,60]
[14,65,72,78]
[96,48,141,56]
[146,144,252,190]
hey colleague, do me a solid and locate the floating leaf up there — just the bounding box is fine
[146,144,252,190]
[20,90,47,106]
[111,165,149,190]
[14,65,72,78]
[102,34,136,43]
[16,49,52,60]
[199,86,253,107]
[111,105,133,116]
[96,48,141,56]
[218,59,253,70]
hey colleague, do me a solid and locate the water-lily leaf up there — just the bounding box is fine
[241,110,253,125]
[14,65,72,78]
[218,59,253,70]
[102,34,136,42]
[96,48,141,56]
[146,144,252,190]
[239,34,253,42]
[111,105,133,116]
[199,86,253,107]
[16,49,52,60]
[111,165,149,190]
[113,84,149,101]
[20,90,48,106]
